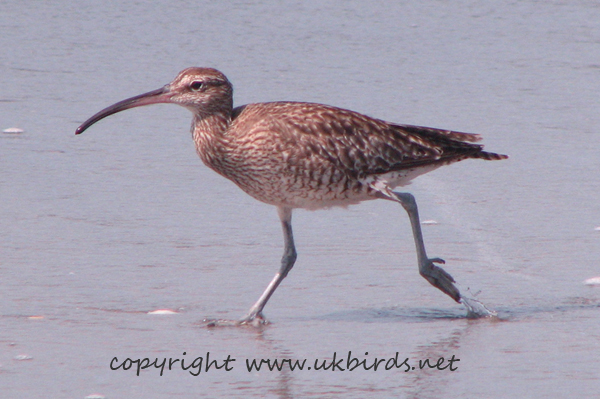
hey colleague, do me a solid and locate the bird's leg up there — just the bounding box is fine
[238,207,297,326]
[386,191,461,303]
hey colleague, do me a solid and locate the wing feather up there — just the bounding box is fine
[231,102,507,179]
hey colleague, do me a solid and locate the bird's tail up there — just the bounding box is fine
[472,150,509,161]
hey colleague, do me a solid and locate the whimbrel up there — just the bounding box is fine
[76,67,507,325]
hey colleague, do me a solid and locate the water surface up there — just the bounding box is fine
[1,1,599,397]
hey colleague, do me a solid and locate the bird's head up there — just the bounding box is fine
[75,67,233,135]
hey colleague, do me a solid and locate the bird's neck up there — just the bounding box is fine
[191,112,232,169]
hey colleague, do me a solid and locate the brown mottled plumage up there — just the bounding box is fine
[76,67,507,325]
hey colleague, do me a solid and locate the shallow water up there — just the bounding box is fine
[1,1,599,397]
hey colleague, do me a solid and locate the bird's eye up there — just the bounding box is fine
[190,81,204,91]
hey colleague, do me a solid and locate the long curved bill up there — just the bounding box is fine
[75,85,172,135]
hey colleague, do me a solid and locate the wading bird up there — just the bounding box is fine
[76,67,507,325]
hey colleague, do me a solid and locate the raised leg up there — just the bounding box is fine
[380,190,495,317]
[387,191,461,302]
[238,206,297,326]
[371,185,495,316]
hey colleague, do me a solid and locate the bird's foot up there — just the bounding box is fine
[203,312,268,328]
[238,312,268,327]
[419,258,497,318]
[419,257,461,303]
